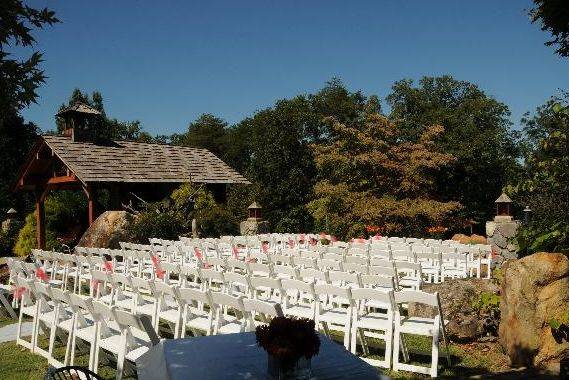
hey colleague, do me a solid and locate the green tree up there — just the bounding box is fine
[309,114,462,238]
[529,0,569,57]
[0,0,59,113]
[171,114,229,158]
[510,97,569,254]
[387,75,520,223]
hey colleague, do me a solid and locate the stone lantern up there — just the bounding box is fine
[248,202,262,220]
[495,193,513,221]
[240,201,269,235]
[486,192,520,263]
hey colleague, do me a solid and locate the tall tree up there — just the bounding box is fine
[387,75,520,223]
[171,114,229,158]
[309,114,461,238]
[529,0,569,57]
[0,0,59,114]
[510,96,569,254]
[0,1,58,213]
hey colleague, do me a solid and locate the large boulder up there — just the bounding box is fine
[408,278,500,342]
[78,211,135,249]
[499,252,569,368]
[451,233,487,245]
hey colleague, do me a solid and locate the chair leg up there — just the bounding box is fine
[350,325,358,355]
[384,327,393,369]
[392,325,401,371]
[430,328,440,378]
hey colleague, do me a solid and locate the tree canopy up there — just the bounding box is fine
[387,76,521,222]
[530,0,569,57]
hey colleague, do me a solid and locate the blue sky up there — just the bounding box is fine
[17,0,569,135]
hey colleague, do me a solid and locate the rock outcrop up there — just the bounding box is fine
[451,233,487,245]
[408,278,500,342]
[78,211,135,249]
[499,252,569,368]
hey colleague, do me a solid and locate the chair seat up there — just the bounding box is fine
[285,305,313,319]
[356,312,391,330]
[136,301,156,316]
[186,315,212,333]
[125,344,151,362]
[158,309,180,322]
[75,324,97,342]
[398,316,437,335]
[319,308,350,325]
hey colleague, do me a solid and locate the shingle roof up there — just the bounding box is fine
[495,193,512,203]
[56,103,102,116]
[42,135,250,185]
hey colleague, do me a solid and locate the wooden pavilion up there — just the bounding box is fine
[14,103,250,249]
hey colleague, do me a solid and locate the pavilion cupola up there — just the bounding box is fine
[56,102,102,143]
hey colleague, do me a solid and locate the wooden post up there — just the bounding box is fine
[35,191,46,249]
[85,185,96,226]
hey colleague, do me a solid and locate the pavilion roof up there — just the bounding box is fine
[35,135,250,185]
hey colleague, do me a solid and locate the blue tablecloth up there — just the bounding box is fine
[137,332,387,379]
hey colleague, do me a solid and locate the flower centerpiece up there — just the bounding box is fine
[255,317,320,379]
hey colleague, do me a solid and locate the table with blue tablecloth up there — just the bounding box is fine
[136,332,388,380]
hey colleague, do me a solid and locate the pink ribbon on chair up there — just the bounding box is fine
[299,233,305,242]
[35,267,49,282]
[232,246,239,259]
[12,286,26,300]
[331,236,337,243]
[288,239,295,248]
[373,234,382,240]
[193,247,203,261]
[103,260,113,273]
[151,254,166,279]
[262,243,269,254]
[309,238,317,246]
[90,278,101,294]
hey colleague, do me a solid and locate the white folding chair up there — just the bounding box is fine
[281,279,316,320]
[392,290,450,378]
[210,292,248,335]
[314,284,353,349]
[178,287,214,337]
[350,288,395,369]
[243,298,284,331]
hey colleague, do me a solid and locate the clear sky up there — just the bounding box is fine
[17,0,569,135]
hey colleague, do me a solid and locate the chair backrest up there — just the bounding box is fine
[292,257,317,268]
[281,278,315,295]
[273,264,298,279]
[299,268,328,283]
[268,254,291,266]
[368,265,397,277]
[210,291,246,312]
[369,258,394,268]
[242,298,283,318]
[394,290,440,308]
[250,276,283,293]
[178,287,212,306]
[313,283,352,303]
[342,262,368,274]
[114,309,160,345]
[327,270,361,287]
[317,259,342,271]
[360,274,395,290]
[248,262,272,276]
[351,288,394,310]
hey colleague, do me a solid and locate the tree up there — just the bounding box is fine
[387,76,520,224]
[171,114,229,158]
[510,97,569,254]
[309,114,462,238]
[529,0,569,57]
[0,1,59,114]
[246,97,317,232]
[0,113,37,213]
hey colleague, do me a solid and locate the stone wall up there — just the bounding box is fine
[486,217,520,264]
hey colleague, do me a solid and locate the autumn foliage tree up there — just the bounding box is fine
[308,114,462,239]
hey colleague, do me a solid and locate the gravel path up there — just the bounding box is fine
[0,322,32,343]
